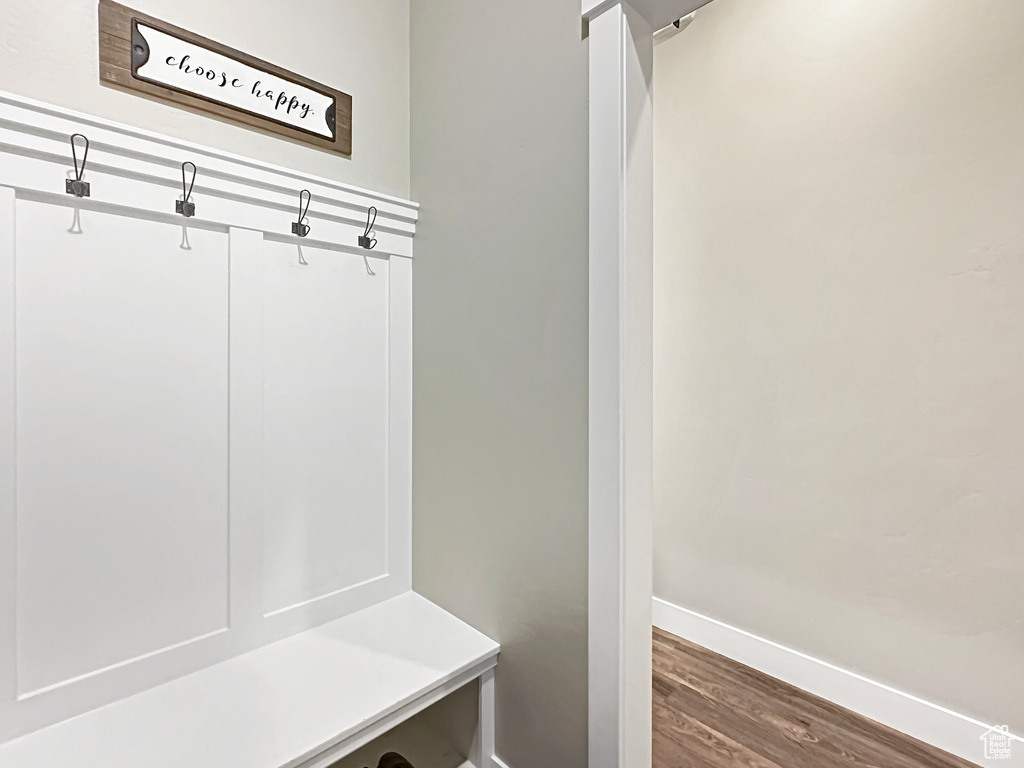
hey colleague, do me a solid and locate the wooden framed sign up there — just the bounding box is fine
[98,0,352,155]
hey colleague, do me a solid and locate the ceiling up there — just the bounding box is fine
[581,0,714,31]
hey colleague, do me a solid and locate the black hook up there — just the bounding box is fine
[66,133,91,198]
[292,190,312,237]
[176,162,197,217]
[359,206,377,250]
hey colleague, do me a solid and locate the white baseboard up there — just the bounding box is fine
[490,756,511,768]
[653,597,1023,767]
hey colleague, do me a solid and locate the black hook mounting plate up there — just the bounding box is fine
[66,179,91,198]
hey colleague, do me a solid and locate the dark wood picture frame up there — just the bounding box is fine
[98,0,352,156]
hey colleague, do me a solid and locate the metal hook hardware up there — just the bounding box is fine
[66,133,91,198]
[292,189,312,237]
[176,162,197,217]
[359,206,377,250]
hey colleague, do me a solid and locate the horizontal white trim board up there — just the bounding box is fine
[653,596,1023,767]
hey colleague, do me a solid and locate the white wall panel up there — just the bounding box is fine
[261,241,390,616]
[14,201,231,696]
[0,92,416,743]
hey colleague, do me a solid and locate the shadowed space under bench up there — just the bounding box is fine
[653,628,978,768]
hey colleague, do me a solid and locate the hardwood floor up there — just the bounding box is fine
[653,628,979,768]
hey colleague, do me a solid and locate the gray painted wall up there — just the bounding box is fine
[654,0,1024,733]
[0,0,410,196]
[409,3,589,767]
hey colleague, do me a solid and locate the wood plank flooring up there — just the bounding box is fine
[653,627,979,768]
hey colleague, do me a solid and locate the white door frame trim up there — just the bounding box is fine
[586,7,653,768]
[583,3,712,767]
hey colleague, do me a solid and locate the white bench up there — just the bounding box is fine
[0,593,499,768]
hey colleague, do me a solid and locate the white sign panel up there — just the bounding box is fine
[132,22,336,140]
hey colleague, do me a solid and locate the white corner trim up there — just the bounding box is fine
[653,596,1023,767]
[588,2,655,765]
